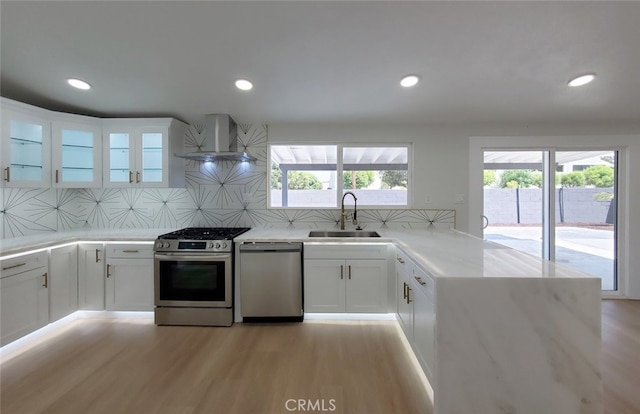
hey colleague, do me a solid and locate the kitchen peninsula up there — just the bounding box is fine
[236,228,603,414]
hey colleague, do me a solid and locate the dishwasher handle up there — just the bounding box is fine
[240,242,302,253]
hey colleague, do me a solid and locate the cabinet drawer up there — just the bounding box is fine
[395,248,414,274]
[304,243,388,259]
[106,244,154,259]
[0,252,48,279]
[412,267,435,300]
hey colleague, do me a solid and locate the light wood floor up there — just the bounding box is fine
[601,300,640,414]
[0,319,432,414]
[1,300,639,414]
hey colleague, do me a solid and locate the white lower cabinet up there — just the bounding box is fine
[396,250,414,337]
[105,244,154,311]
[305,259,387,313]
[304,259,345,312]
[303,244,388,313]
[413,282,435,381]
[49,244,78,322]
[78,243,105,310]
[0,252,49,346]
[345,259,388,312]
[395,247,436,383]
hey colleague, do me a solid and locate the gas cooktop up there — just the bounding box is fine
[154,227,251,253]
[157,227,251,241]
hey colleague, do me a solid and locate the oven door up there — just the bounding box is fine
[154,253,232,308]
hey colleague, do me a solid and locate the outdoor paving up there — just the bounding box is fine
[484,226,615,290]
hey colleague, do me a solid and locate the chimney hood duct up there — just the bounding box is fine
[174,114,256,162]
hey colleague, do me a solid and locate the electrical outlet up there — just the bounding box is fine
[455,194,465,204]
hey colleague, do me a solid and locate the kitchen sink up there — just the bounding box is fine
[308,230,381,238]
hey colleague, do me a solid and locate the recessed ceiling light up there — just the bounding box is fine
[568,73,596,87]
[66,78,91,90]
[235,79,253,91]
[400,75,420,88]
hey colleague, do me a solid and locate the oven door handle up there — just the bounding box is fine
[154,253,231,260]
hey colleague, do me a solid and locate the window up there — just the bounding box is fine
[269,144,410,208]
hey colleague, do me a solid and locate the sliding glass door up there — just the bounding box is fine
[554,151,617,291]
[483,149,618,291]
[482,151,546,258]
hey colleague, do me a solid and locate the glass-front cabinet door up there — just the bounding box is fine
[1,108,51,188]
[51,121,102,188]
[102,118,185,188]
[139,129,165,185]
[103,129,135,187]
[103,125,168,187]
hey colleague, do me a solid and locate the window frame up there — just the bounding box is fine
[267,142,412,209]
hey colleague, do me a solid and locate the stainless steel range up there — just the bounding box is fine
[153,227,250,326]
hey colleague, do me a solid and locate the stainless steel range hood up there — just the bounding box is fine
[174,114,256,162]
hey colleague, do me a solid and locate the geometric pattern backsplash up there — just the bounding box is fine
[1,122,455,239]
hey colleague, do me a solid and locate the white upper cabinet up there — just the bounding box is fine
[51,116,103,188]
[1,99,52,188]
[102,118,187,188]
[2,99,188,189]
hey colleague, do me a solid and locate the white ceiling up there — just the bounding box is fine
[2,1,640,127]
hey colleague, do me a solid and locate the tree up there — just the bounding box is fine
[483,170,496,187]
[287,171,323,190]
[560,171,585,187]
[270,163,282,190]
[499,170,538,188]
[583,165,614,187]
[381,170,408,189]
[505,180,520,189]
[343,171,374,189]
[531,171,543,188]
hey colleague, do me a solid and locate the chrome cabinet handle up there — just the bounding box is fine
[106,264,111,278]
[406,287,412,304]
[129,170,133,183]
[136,171,141,183]
[482,215,489,229]
[122,250,139,253]
[95,249,101,263]
[42,272,48,288]
[4,166,9,182]
[397,256,405,264]
[2,262,26,271]
[348,265,351,280]
[55,169,60,183]
[340,265,344,280]
[403,282,408,299]
[414,276,426,286]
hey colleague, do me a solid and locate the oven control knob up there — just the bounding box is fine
[221,242,228,249]
[208,242,214,249]
[215,242,222,249]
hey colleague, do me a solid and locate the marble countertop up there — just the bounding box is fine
[0,228,177,256]
[2,227,595,279]
[236,227,595,279]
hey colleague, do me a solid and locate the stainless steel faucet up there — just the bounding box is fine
[340,191,358,230]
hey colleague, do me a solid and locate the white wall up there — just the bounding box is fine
[269,122,640,298]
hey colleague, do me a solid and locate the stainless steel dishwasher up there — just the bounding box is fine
[239,242,303,322]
